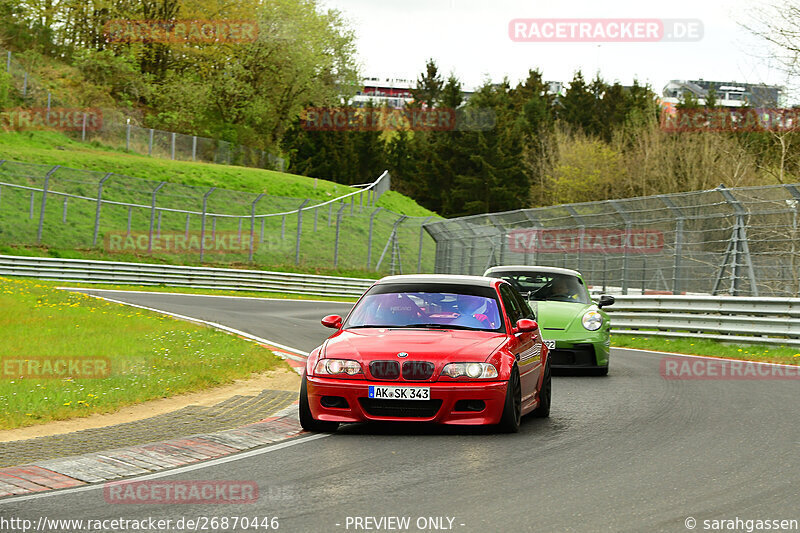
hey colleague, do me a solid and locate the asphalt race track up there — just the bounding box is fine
[1,291,797,532]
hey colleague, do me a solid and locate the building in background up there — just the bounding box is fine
[661,80,785,108]
[352,77,476,108]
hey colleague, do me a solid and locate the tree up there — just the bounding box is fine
[558,71,597,134]
[740,0,800,80]
[448,80,529,216]
[410,59,443,108]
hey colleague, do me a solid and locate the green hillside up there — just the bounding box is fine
[0,131,439,277]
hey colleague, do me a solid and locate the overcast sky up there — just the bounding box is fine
[319,0,792,99]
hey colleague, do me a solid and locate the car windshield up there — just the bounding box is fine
[493,272,591,304]
[345,284,504,331]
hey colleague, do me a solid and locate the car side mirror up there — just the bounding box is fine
[598,295,615,308]
[515,318,538,332]
[321,315,343,329]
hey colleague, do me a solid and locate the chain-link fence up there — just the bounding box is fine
[424,183,800,297]
[0,161,434,273]
[1,49,285,171]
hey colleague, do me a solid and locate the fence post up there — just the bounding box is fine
[488,215,507,268]
[126,123,131,151]
[713,185,758,296]
[250,194,266,262]
[29,191,34,219]
[313,206,319,232]
[417,216,434,273]
[185,213,190,238]
[200,187,216,263]
[91,174,113,247]
[609,200,632,295]
[785,185,800,296]
[564,205,585,274]
[171,132,176,160]
[333,203,348,268]
[376,216,408,274]
[366,207,383,268]
[659,195,684,295]
[157,210,162,237]
[328,202,333,227]
[127,207,132,234]
[81,113,87,141]
[295,199,310,265]
[36,165,60,244]
[281,214,286,240]
[192,136,197,161]
[147,182,166,253]
[62,197,68,223]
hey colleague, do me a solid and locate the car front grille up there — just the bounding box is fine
[402,361,435,380]
[369,361,400,379]
[550,343,597,367]
[359,398,443,418]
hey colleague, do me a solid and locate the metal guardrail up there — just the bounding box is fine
[606,295,800,347]
[0,255,375,299]
[3,255,797,346]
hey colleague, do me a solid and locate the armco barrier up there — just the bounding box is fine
[0,255,375,298]
[3,256,798,346]
[606,295,800,347]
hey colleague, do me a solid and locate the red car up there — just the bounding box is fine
[300,274,551,433]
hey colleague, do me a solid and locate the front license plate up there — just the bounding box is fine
[543,339,556,350]
[368,386,430,400]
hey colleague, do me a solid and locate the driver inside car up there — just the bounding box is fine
[547,277,577,301]
[452,294,492,328]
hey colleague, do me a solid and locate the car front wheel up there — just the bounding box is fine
[497,367,521,433]
[531,363,551,418]
[299,373,339,433]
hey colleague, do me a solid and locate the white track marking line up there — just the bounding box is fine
[0,433,329,505]
[614,347,800,369]
[57,286,355,305]
[65,291,310,361]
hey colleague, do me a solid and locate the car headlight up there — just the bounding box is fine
[582,310,603,331]
[441,363,498,379]
[314,359,363,376]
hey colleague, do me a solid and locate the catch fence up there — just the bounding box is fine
[424,183,800,297]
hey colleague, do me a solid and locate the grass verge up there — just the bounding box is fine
[612,334,800,366]
[0,276,287,430]
[34,278,361,303]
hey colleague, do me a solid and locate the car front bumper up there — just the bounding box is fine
[540,331,610,369]
[306,375,508,425]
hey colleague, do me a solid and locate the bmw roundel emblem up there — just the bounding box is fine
[397,352,409,358]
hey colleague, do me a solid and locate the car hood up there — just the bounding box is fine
[323,328,507,363]
[529,301,593,330]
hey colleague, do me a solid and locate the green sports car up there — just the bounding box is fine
[483,266,614,376]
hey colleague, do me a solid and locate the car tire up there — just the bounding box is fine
[531,363,551,418]
[498,367,521,433]
[299,373,339,433]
